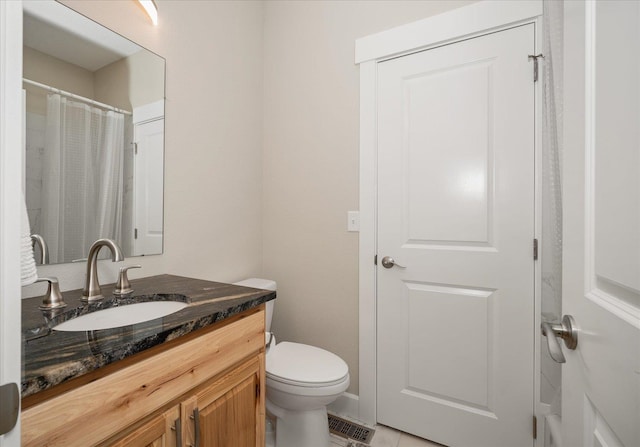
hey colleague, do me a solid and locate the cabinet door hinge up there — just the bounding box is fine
[533,238,539,260]
[533,415,538,439]
[134,228,138,239]
[256,383,260,398]
[133,142,138,154]
[528,54,544,82]
[374,254,378,265]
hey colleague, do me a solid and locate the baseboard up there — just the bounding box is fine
[328,392,360,422]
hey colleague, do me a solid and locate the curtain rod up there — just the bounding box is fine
[22,78,133,116]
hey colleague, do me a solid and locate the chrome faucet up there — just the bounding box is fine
[31,234,49,265]
[81,239,124,302]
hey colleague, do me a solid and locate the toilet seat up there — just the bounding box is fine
[267,342,349,388]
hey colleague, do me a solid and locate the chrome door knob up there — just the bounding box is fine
[541,315,578,364]
[381,256,406,269]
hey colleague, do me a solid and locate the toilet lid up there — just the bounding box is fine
[267,342,349,386]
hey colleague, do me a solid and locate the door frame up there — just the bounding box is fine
[0,0,23,445]
[355,0,544,436]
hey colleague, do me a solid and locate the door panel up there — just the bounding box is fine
[584,398,625,447]
[562,2,640,446]
[404,59,493,244]
[377,24,535,447]
[406,283,494,409]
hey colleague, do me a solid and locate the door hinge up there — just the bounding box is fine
[256,383,260,398]
[528,54,544,82]
[133,142,138,154]
[533,415,538,439]
[134,228,138,239]
[533,238,539,260]
[374,254,378,265]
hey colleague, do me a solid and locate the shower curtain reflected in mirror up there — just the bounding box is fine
[41,94,125,263]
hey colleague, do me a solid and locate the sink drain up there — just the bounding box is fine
[328,413,375,444]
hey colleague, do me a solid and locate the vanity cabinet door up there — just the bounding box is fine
[184,355,265,447]
[108,405,180,447]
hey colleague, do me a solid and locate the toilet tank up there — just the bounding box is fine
[233,278,276,332]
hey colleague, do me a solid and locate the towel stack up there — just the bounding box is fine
[21,195,38,286]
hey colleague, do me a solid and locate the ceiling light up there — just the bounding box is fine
[137,0,158,26]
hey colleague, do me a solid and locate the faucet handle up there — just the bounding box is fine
[35,277,67,310]
[114,265,142,296]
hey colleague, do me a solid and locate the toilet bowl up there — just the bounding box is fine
[234,279,350,447]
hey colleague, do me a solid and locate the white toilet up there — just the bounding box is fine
[234,278,350,447]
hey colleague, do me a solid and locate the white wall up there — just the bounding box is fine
[23,0,265,297]
[262,0,477,395]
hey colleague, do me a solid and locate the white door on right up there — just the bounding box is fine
[562,1,640,446]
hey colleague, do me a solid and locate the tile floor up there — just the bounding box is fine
[330,424,445,447]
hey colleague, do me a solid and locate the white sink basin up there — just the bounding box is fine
[53,301,188,332]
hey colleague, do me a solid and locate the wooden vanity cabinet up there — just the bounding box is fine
[107,355,264,447]
[22,307,266,447]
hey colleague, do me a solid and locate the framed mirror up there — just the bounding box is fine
[23,0,165,265]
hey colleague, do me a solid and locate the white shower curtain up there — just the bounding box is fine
[41,94,125,263]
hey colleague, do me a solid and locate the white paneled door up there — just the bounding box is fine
[562,2,640,446]
[133,118,164,256]
[376,24,535,447]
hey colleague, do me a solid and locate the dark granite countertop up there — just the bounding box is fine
[22,274,275,398]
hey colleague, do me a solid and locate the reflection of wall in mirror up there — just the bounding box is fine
[23,46,94,115]
[94,50,164,111]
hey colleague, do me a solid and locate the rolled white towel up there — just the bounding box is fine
[21,195,37,286]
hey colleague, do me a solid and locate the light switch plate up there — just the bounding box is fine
[347,211,360,232]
